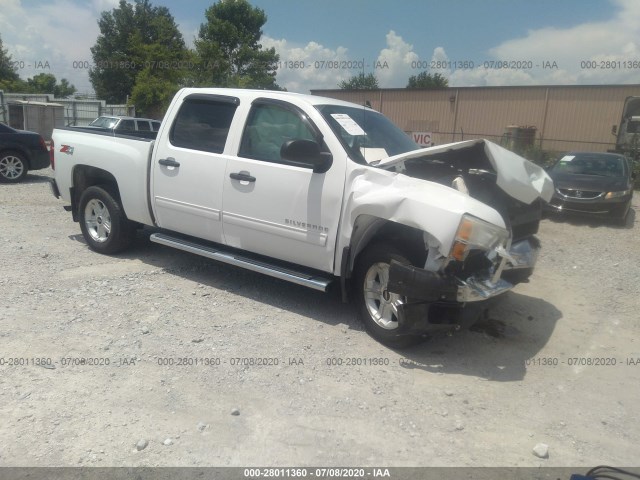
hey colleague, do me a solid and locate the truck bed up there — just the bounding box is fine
[52,127,156,225]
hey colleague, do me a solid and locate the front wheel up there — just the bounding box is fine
[78,186,134,254]
[614,202,631,226]
[354,243,424,348]
[0,151,28,183]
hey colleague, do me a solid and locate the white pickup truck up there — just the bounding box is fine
[50,88,553,347]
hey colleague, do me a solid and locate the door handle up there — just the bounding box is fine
[229,172,256,182]
[159,157,180,167]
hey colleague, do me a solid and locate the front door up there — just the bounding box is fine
[222,99,345,272]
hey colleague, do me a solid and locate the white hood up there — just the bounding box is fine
[374,139,554,204]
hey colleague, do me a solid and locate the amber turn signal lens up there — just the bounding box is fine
[457,218,473,241]
[451,241,468,261]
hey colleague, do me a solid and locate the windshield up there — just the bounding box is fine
[551,153,627,177]
[89,117,119,128]
[626,120,640,134]
[316,105,419,164]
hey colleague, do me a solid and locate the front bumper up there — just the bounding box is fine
[502,236,540,272]
[546,192,632,217]
[388,236,541,334]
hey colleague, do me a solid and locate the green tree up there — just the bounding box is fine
[338,72,379,90]
[4,72,77,97]
[0,34,25,92]
[193,0,281,89]
[130,68,180,119]
[54,78,77,98]
[128,34,193,116]
[25,73,56,93]
[18,73,76,97]
[406,71,448,89]
[89,0,188,111]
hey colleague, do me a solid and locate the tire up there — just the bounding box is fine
[614,203,631,226]
[78,186,135,254]
[0,151,28,183]
[354,243,424,348]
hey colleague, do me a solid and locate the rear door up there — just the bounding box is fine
[135,120,151,132]
[117,119,135,133]
[221,98,344,272]
[151,93,239,243]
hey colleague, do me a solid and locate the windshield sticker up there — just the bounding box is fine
[360,147,388,163]
[559,155,575,163]
[331,113,367,136]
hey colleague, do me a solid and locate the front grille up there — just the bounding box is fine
[509,198,541,241]
[512,221,539,241]
[557,188,603,199]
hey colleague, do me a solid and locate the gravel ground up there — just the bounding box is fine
[0,169,639,468]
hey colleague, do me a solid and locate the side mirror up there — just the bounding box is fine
[612,125,618,135]
[281,139,333,174]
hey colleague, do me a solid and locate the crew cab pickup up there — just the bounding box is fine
[50,88,553,347]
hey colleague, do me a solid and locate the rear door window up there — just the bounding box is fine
[118,120,135,131]
[170,97,238,154]
[136,120,151,131]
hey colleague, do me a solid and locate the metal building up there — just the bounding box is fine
[311,84,640,153]
[7,100,64,140]
[0,92,135,130]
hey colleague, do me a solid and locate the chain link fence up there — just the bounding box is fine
[0,90,6,124]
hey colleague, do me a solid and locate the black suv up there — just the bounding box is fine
[83,116,161,139]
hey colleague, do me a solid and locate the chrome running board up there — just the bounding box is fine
[150,232,333,292]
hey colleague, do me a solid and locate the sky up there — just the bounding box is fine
[1,0,640,95]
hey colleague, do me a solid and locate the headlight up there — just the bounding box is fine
[449,214,509,262]
[605,189,631,199]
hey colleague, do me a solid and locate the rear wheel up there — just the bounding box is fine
[0,151,28,183]
[78,186,135,254]
[355,243,424,348]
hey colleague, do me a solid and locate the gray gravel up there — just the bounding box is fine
[533,443,549,459]
[0,168,639,467]
[135,439,148,451]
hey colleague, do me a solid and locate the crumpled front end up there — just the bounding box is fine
[341,139,550,338]
[359,139,550,336]
[386,228,541,336]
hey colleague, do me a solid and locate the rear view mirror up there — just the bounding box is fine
[281,139,333,174]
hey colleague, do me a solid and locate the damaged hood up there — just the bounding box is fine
[344,167,508,258]
[374,139,554,204]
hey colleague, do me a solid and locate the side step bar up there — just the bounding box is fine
[150,233,333,292]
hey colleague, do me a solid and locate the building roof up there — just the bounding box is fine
[312,84,640,94]
[8,100,64,107]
